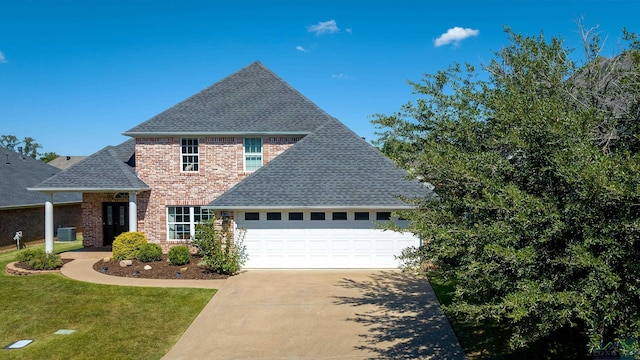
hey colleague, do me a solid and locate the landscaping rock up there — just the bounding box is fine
[119,260,133,267]
[180,267,188,272]
[103,257,111,262]
[144,265,152,270]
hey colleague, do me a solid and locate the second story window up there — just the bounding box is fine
[181,138,199,172]
[244,137,262,172]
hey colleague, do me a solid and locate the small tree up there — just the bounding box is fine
[192,218,247,275]
[40,152,59,163]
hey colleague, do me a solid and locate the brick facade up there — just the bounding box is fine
[80,136,301,249]
[0,204,82,247]
[81,193,130,247]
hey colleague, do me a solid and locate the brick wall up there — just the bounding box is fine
[0,204,82,247]
[135,136,301,247]
[81,193,129,247]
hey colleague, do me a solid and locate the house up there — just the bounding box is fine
[48,156,87,170]
[0,147,82,248]
[30,62,430,268]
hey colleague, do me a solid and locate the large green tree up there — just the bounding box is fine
[0,134,57,162]
[373,28,640,355]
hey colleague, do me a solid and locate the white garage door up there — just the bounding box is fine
[234,210,420,268]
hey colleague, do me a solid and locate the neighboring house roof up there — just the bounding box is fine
[122,61,334,136]
[48,156,88,170]
[209,118,431,210]
[29,139,150,192]
[0,147,81,209]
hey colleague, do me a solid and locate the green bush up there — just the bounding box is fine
[112,232,148,260]
[192,219,247,275]
[15,247,46,263]
[29,253,64,270]
[167,245,191,266]
[136,243,162,262]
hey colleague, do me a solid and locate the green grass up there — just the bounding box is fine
[428,273,590,359]
[0,241,216,360]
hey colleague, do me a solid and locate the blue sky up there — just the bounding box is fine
[1,0,639,156]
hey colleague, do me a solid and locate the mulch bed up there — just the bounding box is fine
[92,255,229,280]
[13,258,74,270]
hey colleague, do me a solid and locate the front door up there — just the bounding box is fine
[103,202,129,246]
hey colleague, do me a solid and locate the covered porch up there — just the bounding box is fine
[27,140,150,253]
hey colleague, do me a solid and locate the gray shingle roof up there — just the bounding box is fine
[123,62,334,136]
[48,156,88,170]
[29,139,149,192]
[209,118,431,209]
[0,147,81,208]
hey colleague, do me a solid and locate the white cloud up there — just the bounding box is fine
[332,73,354,80]
[434,27,479,47]
[307,20,339,35]
[296,45,308,52]
[345,28,352,34]
[0,51,6,63]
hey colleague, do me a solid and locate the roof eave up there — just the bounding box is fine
[0,200,82,210]
[27,187,150,193]
[122,131,312,137]
[204,205,417,210]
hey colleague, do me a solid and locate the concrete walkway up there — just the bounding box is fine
[59,250,225,289]
[60,251,466,360]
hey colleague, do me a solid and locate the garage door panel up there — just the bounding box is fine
[375,240,393,251]
[237,212,419,268]
[266,241,284,250]
[286,240,306,251]
[331,240,349,251]
[353,240,372,251]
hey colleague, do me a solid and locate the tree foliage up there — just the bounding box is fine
[0,134,57,162]
[373,27,640,354]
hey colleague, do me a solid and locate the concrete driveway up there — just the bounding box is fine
[162,269,465,359]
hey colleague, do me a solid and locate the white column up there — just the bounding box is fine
[128,192,137,232]
[45,193,54,254]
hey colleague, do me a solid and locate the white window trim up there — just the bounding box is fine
[243,137,263,172]
[180,138,199,173]
[166,206,213,241]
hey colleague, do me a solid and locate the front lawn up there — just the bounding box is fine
[0,241,216,360]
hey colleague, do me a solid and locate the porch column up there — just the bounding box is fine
[45,193,54,254]
[128,192,137,232]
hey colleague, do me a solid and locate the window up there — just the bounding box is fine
[245,212,260,221]
[310,212,325,220]
[288,212,303,220]
[181,138,199,172]
[376,212,391,221]
[332,212,347,220]
[354,212,370,220]
[267,212,281,220]
[167,206,213,240]
[244,138,262,172]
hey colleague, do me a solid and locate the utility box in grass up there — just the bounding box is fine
[57,227,76,242]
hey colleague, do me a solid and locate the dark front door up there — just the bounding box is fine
[103,202,129,246]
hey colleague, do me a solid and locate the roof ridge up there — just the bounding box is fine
[107,145,143,187]
[209,117,429,209]
[248,62,336,125]
[122,61,334,136]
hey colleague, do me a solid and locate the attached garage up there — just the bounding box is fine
[235,210,420,268]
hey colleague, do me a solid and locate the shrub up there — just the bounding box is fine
[192,219,247,275]
[167,245,191,266]
[29,253,64,270]
[15,247,46,263]
[136,243,162,262]
[112,232,148,260]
